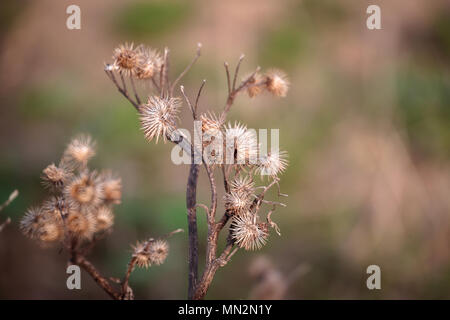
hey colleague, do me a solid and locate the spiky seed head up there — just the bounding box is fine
[245,72,263,98]
[66,210,96,240]
[265,69,289,97]
[230,175,255,196]
[225,122,259,165]
[148,240,169,266]
[132,239,169,268]
[256,150,288,177]
[132,241,151,268]
[100,172,122,205]
[113,43,139,76]
[37,221,63,243]
[230,213,268,251]
[20,207,45,239]
[223,191,250,214]
[95,206,114,231]
[134,46,162,79]
[139,96,181,143]
[41,164,72,191]
[200,112,222,137]
[63,135,96,168]
[65,171,104,209]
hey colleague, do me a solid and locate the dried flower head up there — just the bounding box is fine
[148,240,169,266]
[37,221,63,243]
[230,213,268,251]
[200,112,222,136]
[95,206,114,232]
[100,172,122,205]
[63,135,96,168]
[245,72,263,98]
[224,191,250,214]
[139,96,181,143]
[230,175,255,196]
[265,69,289,97]
[225,122,259,165]
[20,207,46,239]
[65,171,104,209]
[41,164,72,191]
[132,239,169,268]
[66,210,96,240]
[134,46,162,79]
[132,241,151,268]
[256,150,288,177]
[113,43,139,76]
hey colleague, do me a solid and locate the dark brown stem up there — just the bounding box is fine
[194,80,206,117]
[105,69,140,111]
[186,162,199,299]
[72,252,120,300]
[193,240,235,300]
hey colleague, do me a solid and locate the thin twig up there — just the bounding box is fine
[130,77,141,105]
[73,252,120,300]
[232,54,245,91]
[0,190,18,232]
[0,190,18,212]
[105,68,140,110]
[194,80,206,119]
[224,62,231,95]
[170,43,202,95]
[180,85,195,118]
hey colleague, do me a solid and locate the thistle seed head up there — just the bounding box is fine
[134,46,163,79]
[41,164,72,191]
[66,210,96,240]
[20,207,46,239]
[65,171,104,209]
[37,221,63,243]
[245,72,263,98]
[223,191,250,214]
[265,69,289,97]
[63,135,96,169]
[113,43,139,76]
[230,175,255,196]
[256,150,288,177]
[225,122,259,165]
[139,96,181,143]
[148,240,169,266]
[230,213,268,251]
[100,171,122,205]
[95,206,114,232]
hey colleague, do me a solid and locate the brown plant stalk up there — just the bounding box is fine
[105,43,289,299]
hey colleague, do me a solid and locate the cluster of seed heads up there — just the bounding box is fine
[107,43,290,253]
[20,135,121,245]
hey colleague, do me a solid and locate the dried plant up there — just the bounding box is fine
[19,135,182,299]
[104,42,290,299]
[0,190,18,232]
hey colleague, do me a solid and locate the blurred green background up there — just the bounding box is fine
[1,0,450,299]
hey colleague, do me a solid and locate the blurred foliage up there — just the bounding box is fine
[259,25,307,69]
[0,0,28,42]
[397,65,450,160]
[115,0,192,38]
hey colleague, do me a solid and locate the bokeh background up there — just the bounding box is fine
[1,0,450,299]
